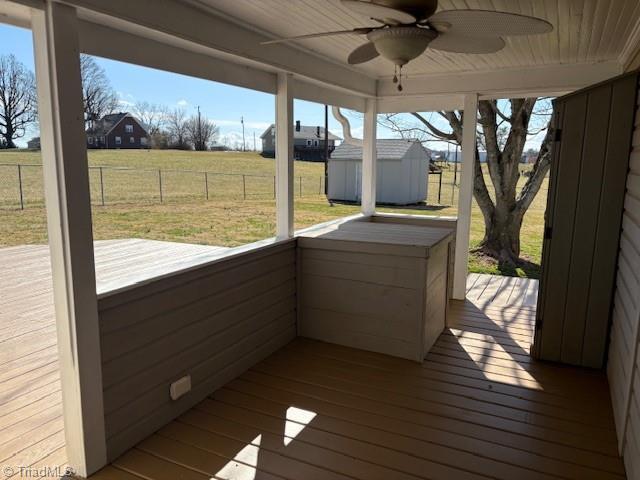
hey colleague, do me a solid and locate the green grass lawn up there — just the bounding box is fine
[0,149,548,278]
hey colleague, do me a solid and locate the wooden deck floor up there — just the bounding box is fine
[0,240,228,479]
[91,275,626,480]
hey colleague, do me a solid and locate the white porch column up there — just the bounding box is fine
[361,97,377,215]
[453,94,479,300]
[31,3,107,476]
[275,72,294,239]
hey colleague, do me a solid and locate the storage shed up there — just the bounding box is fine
[328,139,430,205]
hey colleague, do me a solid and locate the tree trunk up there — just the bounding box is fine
[478,200,523,265]
[3,125,15,149]
[380,101,554,268]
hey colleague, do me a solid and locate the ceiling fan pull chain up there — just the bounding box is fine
[392,65,398,84]
[397,65,403,92]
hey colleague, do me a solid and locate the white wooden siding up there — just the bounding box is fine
[97,241,297,461]
[608,84,640,476]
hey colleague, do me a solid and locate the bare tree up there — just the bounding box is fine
[0,55,37,148]
[186,109,219,151]
[80,54,117,128]
[132,101,167,136]
[166,108,190,150]
[379,98,554,266]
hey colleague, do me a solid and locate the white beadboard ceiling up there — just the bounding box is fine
[193,0,640,79]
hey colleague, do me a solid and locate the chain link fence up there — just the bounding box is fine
[0,164,330,210]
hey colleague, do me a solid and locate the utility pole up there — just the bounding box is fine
[241,116,246,152]
[253,131,256,151]
[454,145,459,186]
[197,105,202,150]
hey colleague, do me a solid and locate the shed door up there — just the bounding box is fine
[532,72,638,369]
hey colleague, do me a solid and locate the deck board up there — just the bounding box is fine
[0,240,228,477]
[99,277,625,480]
[1,246,624,480]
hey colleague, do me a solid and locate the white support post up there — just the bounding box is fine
[453,94,479,300]
[361,98,377,215]
[275,72,294,239]
[31,3,107,477]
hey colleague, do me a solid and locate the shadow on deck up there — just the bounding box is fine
[91,274,625,480]
[0,253,625,479]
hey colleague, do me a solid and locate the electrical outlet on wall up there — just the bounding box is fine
[170,375,191,400]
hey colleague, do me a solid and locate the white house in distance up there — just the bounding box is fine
[328,139,430,205]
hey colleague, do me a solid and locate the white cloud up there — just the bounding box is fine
[116,91,135,108]
[176,99,189,107]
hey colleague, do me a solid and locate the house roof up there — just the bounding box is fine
[86,112,148,136]
[331,139,430,161]
[260,124,341,141]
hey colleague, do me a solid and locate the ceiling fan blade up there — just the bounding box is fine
[429,34,506,54]
[348,42,380,64]
[341,0,416,25]
[261,28,372,45]
[429,10,553,37]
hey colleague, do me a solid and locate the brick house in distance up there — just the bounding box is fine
[86,112,149,149]
[261,121,340,161]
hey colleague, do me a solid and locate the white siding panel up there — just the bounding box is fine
[608,81,640,476]
[98,241,297,461]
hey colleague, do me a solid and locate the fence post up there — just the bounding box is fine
[451,175,455,205]
[158,169,163,203]
[242,174,246,200]
[438,171,442,204]
[99,166,105,206]
[319,176,322,195]
[204,172,209,200]
[17,164,24,210]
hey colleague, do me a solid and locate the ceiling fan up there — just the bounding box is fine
[261,0,553,91]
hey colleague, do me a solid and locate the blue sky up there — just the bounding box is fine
[1,23,544,151]
[1,23,366,148]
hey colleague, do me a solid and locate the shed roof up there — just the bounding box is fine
[331,139,430,161]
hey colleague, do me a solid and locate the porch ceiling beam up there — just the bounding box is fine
[55,0,377,98]
[31,1,107,476]
[293,79,367,113]
[78,21,368,111]
[3,0,371,107]
[78,20,277,95]
[377,94,465,114]
[0,0,32,27]
[377,61,623,102]
[452,94,478,300]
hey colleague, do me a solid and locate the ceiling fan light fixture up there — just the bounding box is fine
[367,26,437,66]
